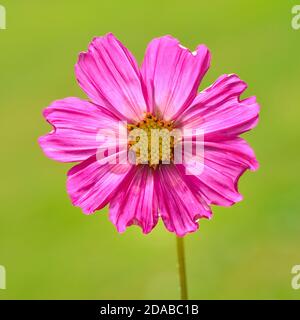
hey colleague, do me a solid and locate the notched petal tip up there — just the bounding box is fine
[76,33,118,54]
[77,206,96,216]
[111,216,155,235]
[148,34,211,60]
[175,224,199,238]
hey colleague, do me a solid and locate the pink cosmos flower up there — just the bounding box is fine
[39,33,259,237]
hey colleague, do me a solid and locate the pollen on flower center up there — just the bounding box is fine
[127,113,175,168]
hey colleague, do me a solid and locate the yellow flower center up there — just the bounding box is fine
[127,113,175,168]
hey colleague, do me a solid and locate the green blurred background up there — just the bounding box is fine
[0,0,299,299]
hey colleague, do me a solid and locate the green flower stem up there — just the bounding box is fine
[176,236,188,300]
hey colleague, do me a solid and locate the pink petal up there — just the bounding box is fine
[38,97,121,163]
[75,33,148,122]
[155,165,212,237]
[177,74,259,140]
[109,166,158,234]
[178,137,259,207]
[141,35,210,120]
[67,154,133,214]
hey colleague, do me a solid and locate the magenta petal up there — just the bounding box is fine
[141,35,211,120]
[38,97,122,163]
[75,33,148,122]
[109,166,158,234]
[155,165,212,237]
[178,74,259,139]
[67,154,133,214]
[178,137,258,207]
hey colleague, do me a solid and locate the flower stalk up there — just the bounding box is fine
[176,236,188,300]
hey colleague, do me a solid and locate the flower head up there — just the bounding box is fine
[39,33,259,237]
